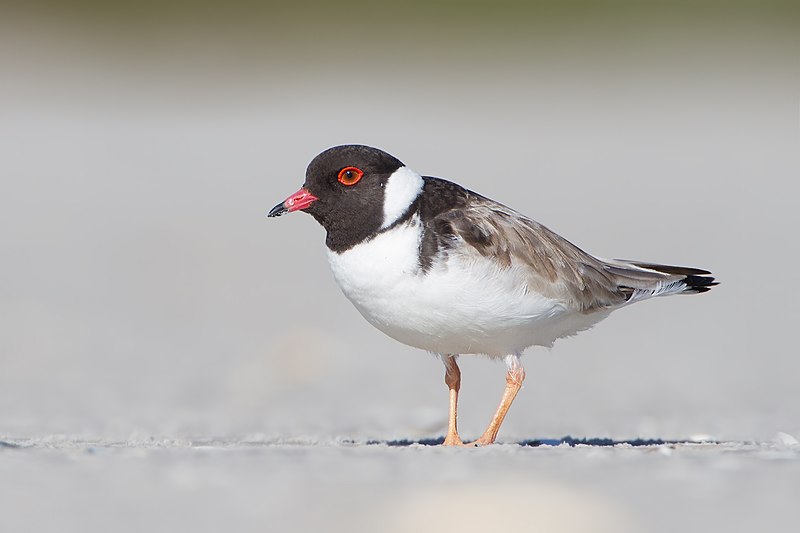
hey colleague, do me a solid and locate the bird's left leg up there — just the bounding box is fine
[472,354,525,446]
[441,355,464,446]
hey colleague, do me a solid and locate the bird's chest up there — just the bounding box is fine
[326,219,425,316]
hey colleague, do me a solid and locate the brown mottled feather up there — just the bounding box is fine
[426,193,716,312]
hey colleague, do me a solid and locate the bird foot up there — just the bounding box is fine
[468,436,495,447]
[442,433,466,446]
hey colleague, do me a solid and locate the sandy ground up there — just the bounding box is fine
[2,3,799,532]
[1,436,799,533]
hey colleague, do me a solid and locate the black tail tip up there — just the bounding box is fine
[683,274,718,293]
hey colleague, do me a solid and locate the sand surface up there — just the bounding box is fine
[2,436,799,533]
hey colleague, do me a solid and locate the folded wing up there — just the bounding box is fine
[426,195,716,313]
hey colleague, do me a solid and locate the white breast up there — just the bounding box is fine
[326,217,610,357]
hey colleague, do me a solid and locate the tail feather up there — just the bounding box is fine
[679,273,718,294]
[602,259,718,303]
[622,261,711,277]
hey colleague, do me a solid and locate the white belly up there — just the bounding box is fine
[326,218,609,357]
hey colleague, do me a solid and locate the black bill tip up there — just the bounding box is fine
[267,202,288,218]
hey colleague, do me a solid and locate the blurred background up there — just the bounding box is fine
[1,0,798,441]
[0,1,799,530]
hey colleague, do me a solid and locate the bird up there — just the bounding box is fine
[267,144,716,446]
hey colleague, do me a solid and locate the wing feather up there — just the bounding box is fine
[437,198,628,311]
[417,178,716,312]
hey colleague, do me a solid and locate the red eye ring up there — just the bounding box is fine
[337,166,364,186]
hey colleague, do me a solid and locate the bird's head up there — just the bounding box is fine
[268,145,423,249]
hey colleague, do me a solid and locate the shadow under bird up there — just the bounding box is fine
[268,145,717,446]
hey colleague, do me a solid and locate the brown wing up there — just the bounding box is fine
[417,179,716,311]
[423,196,624,311]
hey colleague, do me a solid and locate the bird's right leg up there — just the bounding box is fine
[472,353,525,446]
[442,355,464,446]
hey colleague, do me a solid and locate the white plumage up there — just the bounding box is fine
[328,215,613,356]
[380,166,425,229]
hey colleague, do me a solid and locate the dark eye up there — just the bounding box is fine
[337,166,364,186]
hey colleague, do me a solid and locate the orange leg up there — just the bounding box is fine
[442,355,464,446]
[472,355,526,446]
